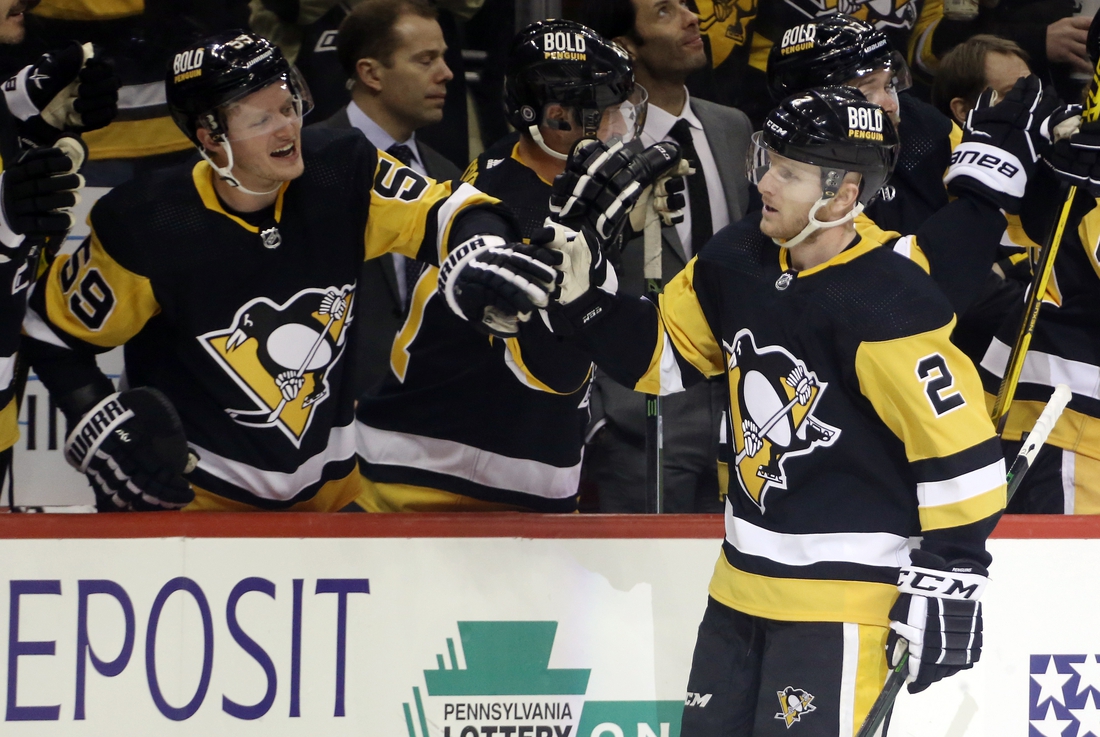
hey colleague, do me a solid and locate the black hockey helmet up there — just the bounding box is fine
[767,15,911,100]
[504,20,637,137]
[166,30,313,146]
[750,86,899,205]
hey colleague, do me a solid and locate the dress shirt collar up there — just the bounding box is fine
[642,87,703,143]
[345,101,422,167]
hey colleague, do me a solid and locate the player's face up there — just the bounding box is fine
[756,153,823,240]
[847,68,900,127]
[0,0,32,44]
[627,0,707,78]
[377,13,452,130]
[984,51,1031,102]
[222,82,305,187]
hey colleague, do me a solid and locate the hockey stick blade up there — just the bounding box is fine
[1007,383,1071,502]
[856,386,1070,736]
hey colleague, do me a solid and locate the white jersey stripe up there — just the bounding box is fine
[190,421,358,502]
[435,182,486,262]
[658,333,685,395]
[916,458,1005,509]
[982,338,1100,400]
[357,421,581,500]
[724,507,913,569]
[0,353,15,392]
[839,622,859,737]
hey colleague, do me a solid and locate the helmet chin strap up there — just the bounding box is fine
[773,198,865,250]
[528,125,569,161]
[199,138,282,197]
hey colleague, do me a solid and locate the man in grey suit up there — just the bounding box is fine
[584,0,754,512]
[312,0,460,395]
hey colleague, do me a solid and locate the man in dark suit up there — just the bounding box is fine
[311,0,460,395]
[585,0,754,513]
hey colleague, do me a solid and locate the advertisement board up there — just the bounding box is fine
[0,515,1094,737]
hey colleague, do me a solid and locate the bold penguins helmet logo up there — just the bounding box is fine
[774,686,816,728]
[724,330,839,512]
[199,286,354,446]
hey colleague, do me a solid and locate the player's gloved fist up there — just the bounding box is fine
[0,137,85,245]
[3,42,120,145]
[439,234,561,337]
[64,387,196,512]
[1045,118,1100,196]
[945,75,1057,213]
[887,549,988,694]
[540,220,617,306]
[550,138,683,247]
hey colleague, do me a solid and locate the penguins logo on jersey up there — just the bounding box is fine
[724,330,839,511]
[781,0,918,33]
[775,686,816,728]
[698,0,759,66]
[199,285,354,446]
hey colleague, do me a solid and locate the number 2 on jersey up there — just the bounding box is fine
[916,353,965,417]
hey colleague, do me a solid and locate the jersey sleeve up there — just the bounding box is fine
[25,230,161,352]
[363,149,501,266]
[854,318,1005,540]
[499,316,593,395]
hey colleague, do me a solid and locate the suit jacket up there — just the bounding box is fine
[594,98,753,453]
[311,106,461,395]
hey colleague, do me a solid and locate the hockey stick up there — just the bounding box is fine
[226,309,339,426]
[854,387,1072,737]
[643,198,664,514]
[733,377,816,464]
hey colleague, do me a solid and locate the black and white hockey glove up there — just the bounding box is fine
[1045,118,1100,195]
[541,221,617,306]
[438,234,560,337]
[945,75,1064,213]
[550,138,684,247]
[0,137,85,250]
[2,42,120,147]
[64,388,196,512]
[887,549,988,694]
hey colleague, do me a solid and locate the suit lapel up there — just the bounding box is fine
[690,99,743,221]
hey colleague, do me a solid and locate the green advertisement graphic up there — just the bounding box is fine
[403,622,683,737]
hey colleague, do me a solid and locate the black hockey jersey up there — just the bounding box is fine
[979,192,1100,480]
[24,128,501,509]
[574,214,1005,626]
[355,142,592,511]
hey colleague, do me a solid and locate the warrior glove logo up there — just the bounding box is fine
[723,330,839,512]
[775,686,815,728]
[199,286,354,446]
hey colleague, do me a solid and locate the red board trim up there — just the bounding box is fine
[0,513,1096,540]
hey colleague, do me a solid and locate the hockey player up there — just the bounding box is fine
[21,31,558,512]
[978,124,1100,514]
[354,20,670,512]
[0,0,118,496]
[545,88,1004,735]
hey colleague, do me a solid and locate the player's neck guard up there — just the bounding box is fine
[528,125,569,161]
[774,197,864,249]
[200,140,282,197]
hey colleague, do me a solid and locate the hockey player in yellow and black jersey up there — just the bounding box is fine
[978,124,1100,514]
[543,89,1004,735]
[21,31,558,512]
[354,21,667,512]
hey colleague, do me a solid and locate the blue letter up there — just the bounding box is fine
[75,580,135,719]
[145,577,213,721]
[290,578,303,718]
[222,578,277,720]
[315,579,369,717]
[6,580,61,721]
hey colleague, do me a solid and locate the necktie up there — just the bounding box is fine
[387,142,416,167]
[667,118,713,254]
[386,143,424,311]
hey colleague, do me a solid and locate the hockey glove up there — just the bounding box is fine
[64,388,196,512]
[945,75,1063,213]
[540,221,618,306]
[887,549,988,694]
[550,138,684,248]
[0,137,85,249]
[2,42,120,147]
[1045,118,1100,196]
[438,234,560,337]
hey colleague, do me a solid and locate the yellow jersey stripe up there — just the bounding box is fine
[390,269,439,383]
[708,553,898,628]
[918,485,1005,531]
[192,161,289,231]
[0,396,18,452]
[83,117,193,160]
[502,338,591,395]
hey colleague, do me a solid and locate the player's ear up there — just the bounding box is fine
[356,57,384,93]
[949,97,969,126]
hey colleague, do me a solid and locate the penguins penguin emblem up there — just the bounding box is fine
[724,329,840,511]
[199,285,354,446]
